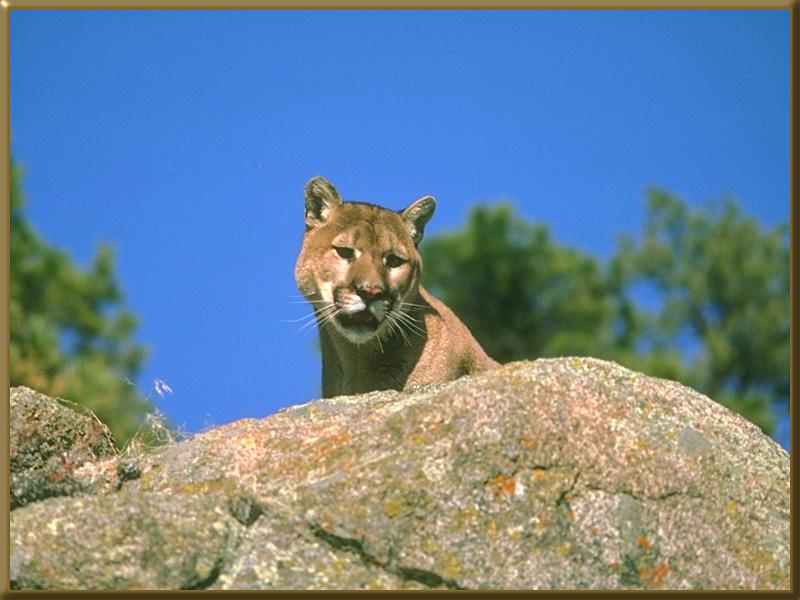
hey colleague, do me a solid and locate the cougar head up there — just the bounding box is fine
[294,176,435,344]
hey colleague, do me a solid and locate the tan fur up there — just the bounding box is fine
[295,176,499,397]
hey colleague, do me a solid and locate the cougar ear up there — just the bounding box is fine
[304,176,342,229]
[401,195,436,246]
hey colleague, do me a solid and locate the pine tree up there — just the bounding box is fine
[11,159,154,447]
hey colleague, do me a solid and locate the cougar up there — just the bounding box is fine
[294,176,499,397]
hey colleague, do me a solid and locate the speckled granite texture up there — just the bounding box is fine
[10,358,790,590]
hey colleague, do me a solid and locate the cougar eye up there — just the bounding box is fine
[385,254,407,269]
[333,245,355,260]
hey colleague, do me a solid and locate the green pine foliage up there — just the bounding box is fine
[423,204,617,363]
[422,192,789,435]
[610,190,789,434]
[10,160,154,448]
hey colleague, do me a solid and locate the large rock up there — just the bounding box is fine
[9,358,790,590]
[10,386,117,510]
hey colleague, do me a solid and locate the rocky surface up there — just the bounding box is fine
[9,358,790,590]
[10,386,117,510]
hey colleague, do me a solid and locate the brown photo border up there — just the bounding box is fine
[0,2,797,598]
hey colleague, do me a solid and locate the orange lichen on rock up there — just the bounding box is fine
[639,561,671,587]
[486,473,517,495]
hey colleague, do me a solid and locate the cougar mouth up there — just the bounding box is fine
[332,294,393,342]
[338,309,379,329]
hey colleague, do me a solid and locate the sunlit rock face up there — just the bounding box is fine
[9,358,790,590]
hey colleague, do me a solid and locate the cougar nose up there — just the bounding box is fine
[357,284,385,302]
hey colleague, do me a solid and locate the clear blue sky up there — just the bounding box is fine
[10,10,791,447]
